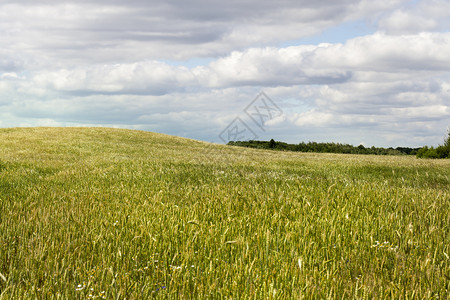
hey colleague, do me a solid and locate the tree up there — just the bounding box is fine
[269,139,276,149]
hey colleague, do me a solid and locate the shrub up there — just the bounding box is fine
[436,145,450,158]
[417,146,440,159]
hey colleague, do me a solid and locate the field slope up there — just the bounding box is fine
[0,127,449,299]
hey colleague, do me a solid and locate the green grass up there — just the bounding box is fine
[0,127,449,299]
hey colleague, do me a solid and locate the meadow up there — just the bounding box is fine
[0,127,449,299]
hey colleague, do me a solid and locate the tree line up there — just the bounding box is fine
[228,140,420,156]
[228,129,450,159]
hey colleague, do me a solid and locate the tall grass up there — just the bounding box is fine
[0,127,449,299]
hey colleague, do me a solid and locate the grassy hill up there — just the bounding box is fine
[0,127,449,299]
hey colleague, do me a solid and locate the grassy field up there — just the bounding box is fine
[0,127,449,299]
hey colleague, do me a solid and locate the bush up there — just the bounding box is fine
[424,148,439,158]
[417,146,446,159]
[436,145,450,158]
[417,146,436,158]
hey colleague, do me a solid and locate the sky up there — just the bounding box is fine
[1,0,450,147]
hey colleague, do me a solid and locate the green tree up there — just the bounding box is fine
[269,139,276,149]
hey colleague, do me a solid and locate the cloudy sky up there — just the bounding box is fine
[1,0,449,147]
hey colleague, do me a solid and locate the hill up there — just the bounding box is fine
[0,127,449,298]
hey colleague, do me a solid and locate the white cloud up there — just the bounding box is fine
[0,72,21,80]
[379,0,450,34]
[293,110,335,127]
[307,33,450,72]
[0,0,408,67]
[387,105,450,119]
[195,32,450,88]
[29,61,197,95]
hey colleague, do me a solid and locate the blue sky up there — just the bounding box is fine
[283,20,375,47]
[1,0,449,147]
